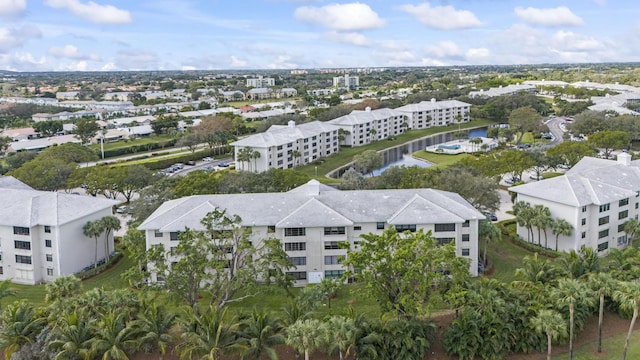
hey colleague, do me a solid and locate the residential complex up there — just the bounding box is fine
[0,177,118,284]
[396,99,471,129]
[231,121,340,172]
[468,84,536,98]
[138,180,483,285]
[333,74,359,90]
[509,154,640,254]
[246,76,275,88]
[328,107,407,146]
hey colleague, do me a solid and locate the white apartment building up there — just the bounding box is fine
[139,180,483,285]
[0,177,118,284]
[246,76,275,88]
[468,84,536,98]
[333,74,359,90]
[396,99,471,129]
[231,121,340,172]
[328,107,407,147]
[509,154,640,254]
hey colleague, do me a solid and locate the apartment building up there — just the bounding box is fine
[328,107,407,146]
[246,76,275,88]
[231,121,340,172]
[509,153,640,254]
[139,180,483,285]
[0,177,117,284]
[468,84,536,98]
[333,74,359,90]
[395,99,471,129]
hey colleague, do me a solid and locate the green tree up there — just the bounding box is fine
[588,130,631,158]
[0,281,16,312]
[323,316,356,360]
[237,309,284,360]
[352,150,382,176]
[120,228,148,288]
[551,278,595,360]
[430,164,500,213]
[176,307,240,360]
[587,272,614,353]
[0,301,46,360]
[509,106,542,144]
[83,220,105,269]
[151,115,179,135]
[613,279,640,360]
[343,228,470,318]
[90,311,142,360]
[100,216,121,263]
[73,118,100,145]
[531,309,566,360]
[236,147,255,172]
[552,218,573,252]
[0,136,12,158]
[176,134,201,153]
[285,319,323,360]
[514,201,535,243]
[48,312,94,360]
[623,218,640,246]
[45,275,82,304]
[33,120,63,137]
[135,302,176,360]
[118,165,154,203]
[478,219,500,266]
[546,141,596,167]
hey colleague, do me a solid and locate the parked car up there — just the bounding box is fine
[218,162,229,167]
[173,163,184,169]
[202,157,213,162]
[504,176,521,184]
[483,212,498,221]
[186,160,196,166]
[529,174,544,181]
[202,165,214,171]
[116,206,127,214]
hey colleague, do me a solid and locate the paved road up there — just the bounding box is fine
[170,157,233,176]
[545,116,566,147]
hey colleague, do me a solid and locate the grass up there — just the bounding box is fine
[222,97,302,108]
[296,119,493,181]
[412,151,472,168]
[554,331,640,360]
[88,134,173,152]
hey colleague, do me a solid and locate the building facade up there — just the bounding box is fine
[231,121,340,173]
[395,99,471,129]
[333,74,359,90]
[139,180,483,286]
[509,154,640,254]
[0,177,118,284]
[328,107,407,147]
[246,76,275,88]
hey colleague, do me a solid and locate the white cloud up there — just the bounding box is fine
[325,31,369,46]
[44,0,132,24]
[230,55,248,67]
[0,0,26,17]
[101,62,116,71]
[399,2,483,30]
[466,48,490,60]
[552,31,602,51]
[294,3,385,31]
[424,40,463,59]
[115,49,157,70]
[0,25,41,52]
[267,55,298,69]
[48,44,100,60]
[181,65,196,71]
[514,6,583,26]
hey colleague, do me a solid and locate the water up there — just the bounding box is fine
[330,126,489,178]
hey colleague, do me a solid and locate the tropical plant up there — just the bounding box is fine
[90,311,142,360]
[45,275,82,304]
[323,316,356,360]
[0,280,16,312]
[48,312,94,360]
[83,220,105,269]
[175,307,241,360]
[551,218,573,252]
[135,302,176,360]
[285,319,323,360]
[0,301,46,360]
[100,216,121,263]
[551,278,596,360]
[623,218,640,246]
[531,309,566,360]
[237,309,284,360]
[613,279,640,360]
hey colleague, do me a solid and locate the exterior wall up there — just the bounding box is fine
[399,104,471,130]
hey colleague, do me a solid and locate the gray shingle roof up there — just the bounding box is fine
[328,108,404,126]
[231,121,339,148]
[0,176,33,190]
[138,180,484,232]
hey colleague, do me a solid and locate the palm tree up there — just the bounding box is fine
[281,301,311,327]
[237,309,284,360]
[90,310,143,360]
[45,275,82,304]
[515,253,558,284]
[469,137,482,152]
[552,218,573,252]
[551,278,595,360]
[0,301,46,360]
[285,319,323,360]
[323,316,356,360]
[100,216,121,263]
[175,307,241,360]
[531,309,566,360]
[83,220,105,269]
[478,220,500,267]
[135,302,176,360]
[48,312,94,360]
[236,147,254,172]
[291,150,302,167]
[531,205,552,246]
[623,218,640,246]
[587,272,614,353]
[0,280,16,312]
[252,150,261,172]
[613,279,640,360]
[513,202,534,242]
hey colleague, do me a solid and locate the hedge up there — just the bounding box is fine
[99,139,177,158]
[499,219,560,258]
[74,251,124,280]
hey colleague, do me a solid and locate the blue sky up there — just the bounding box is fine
[0,0,638,71]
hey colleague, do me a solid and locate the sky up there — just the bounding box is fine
[0,0,639,72]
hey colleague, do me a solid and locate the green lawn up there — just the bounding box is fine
[296,119,493,181]
[554,330,640,360]
[88,134,173,152]
[412,151,472,168]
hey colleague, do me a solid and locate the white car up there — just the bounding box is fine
[202,157,213,162]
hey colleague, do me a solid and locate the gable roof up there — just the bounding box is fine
[138,180,484,232]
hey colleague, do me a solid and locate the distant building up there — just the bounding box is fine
[246,76,275,88]
[247,88,274,100]
[55,91,79,100]
[468,84,536,98]
[396,99,471,129]
[290,70,308,75]
[333,74,359,90]
[328,107,407,147]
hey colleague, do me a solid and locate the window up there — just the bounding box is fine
[324,241,341,250]
[461,248,470,256]
[354,226,362,231]
[582,206,587,213]
[599,203,610,213]
[47,268,54,276]
[14,241,31,250]
[637,203,639,209]
[619,210,629,220]
[324,255,342,265]
[324,227,345,235]
[44,226,51,233]
[434,224,456,232]
[395,224,416,232]
[169,232,179,241]
[437,238,454,245]
[620,198,630,207]
[376,222,385,230]
[285,228,306,237]
[581,218,586,226]
[46,254,53,262]
[598,216,609,226]
[462,234,470,242]
[598,229,609,239]
[13,227,29,236]
[325,270,344,279]
[288,257,307,266]
[581,232,586,239]
[267,226,276,233]
[285,242,306,251]
[15,255,32,264]
[154,231,163,238]
[462,220,470,228]
[619,223,626,232]
[0,267,3,275]
[597,242,609,252]
[287,271,307,280]
[45,240,52,248]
